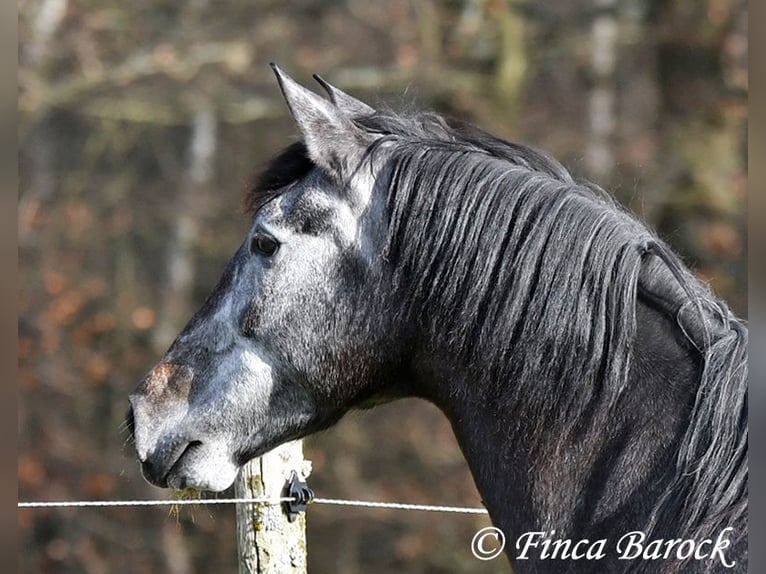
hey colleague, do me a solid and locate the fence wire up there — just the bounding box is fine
[18,496,489,514]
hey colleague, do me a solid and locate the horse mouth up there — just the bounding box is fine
[163,441,203,489]
[141,438,240,492]
[137,440,201,489]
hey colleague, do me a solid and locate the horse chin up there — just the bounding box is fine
[165,441,239,492]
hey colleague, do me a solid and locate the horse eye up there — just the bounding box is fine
[250,233,279,257]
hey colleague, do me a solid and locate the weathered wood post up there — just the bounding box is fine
[235,440,311,573]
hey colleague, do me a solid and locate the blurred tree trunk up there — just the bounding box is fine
[18,0,67,245]
[493,0,527,126]
[27,0,68,65]
[651,0,747,312]
[152,106,218,351]
[413,0,442,71]
[162,522,192,574]
[18,118,54,246]
[586,0,619,181]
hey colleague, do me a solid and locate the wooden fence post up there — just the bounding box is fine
[235,440,311,574]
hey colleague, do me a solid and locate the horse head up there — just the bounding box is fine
[128,65,400,491]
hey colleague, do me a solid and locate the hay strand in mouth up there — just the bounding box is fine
[169,487,204,524]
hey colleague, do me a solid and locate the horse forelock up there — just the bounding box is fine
[244,140,313,215]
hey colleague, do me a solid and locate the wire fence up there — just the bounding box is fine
[18,496,489,514]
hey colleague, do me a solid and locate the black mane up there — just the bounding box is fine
[245,140,312,214]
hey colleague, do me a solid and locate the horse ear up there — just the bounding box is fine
[312,74,375,117]
[271,63,371,178]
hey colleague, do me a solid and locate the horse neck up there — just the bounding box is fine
[415,295,701,560]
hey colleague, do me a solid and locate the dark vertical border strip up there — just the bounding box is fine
[748,1,762,573]
[1,1,19,571]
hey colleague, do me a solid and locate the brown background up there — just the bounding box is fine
[18,1,747,572]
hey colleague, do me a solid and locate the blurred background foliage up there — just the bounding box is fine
[18,0,746,572]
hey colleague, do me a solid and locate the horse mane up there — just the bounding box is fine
[361,109,747,548]
[246,108,747,548]
[362,109,656,405]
